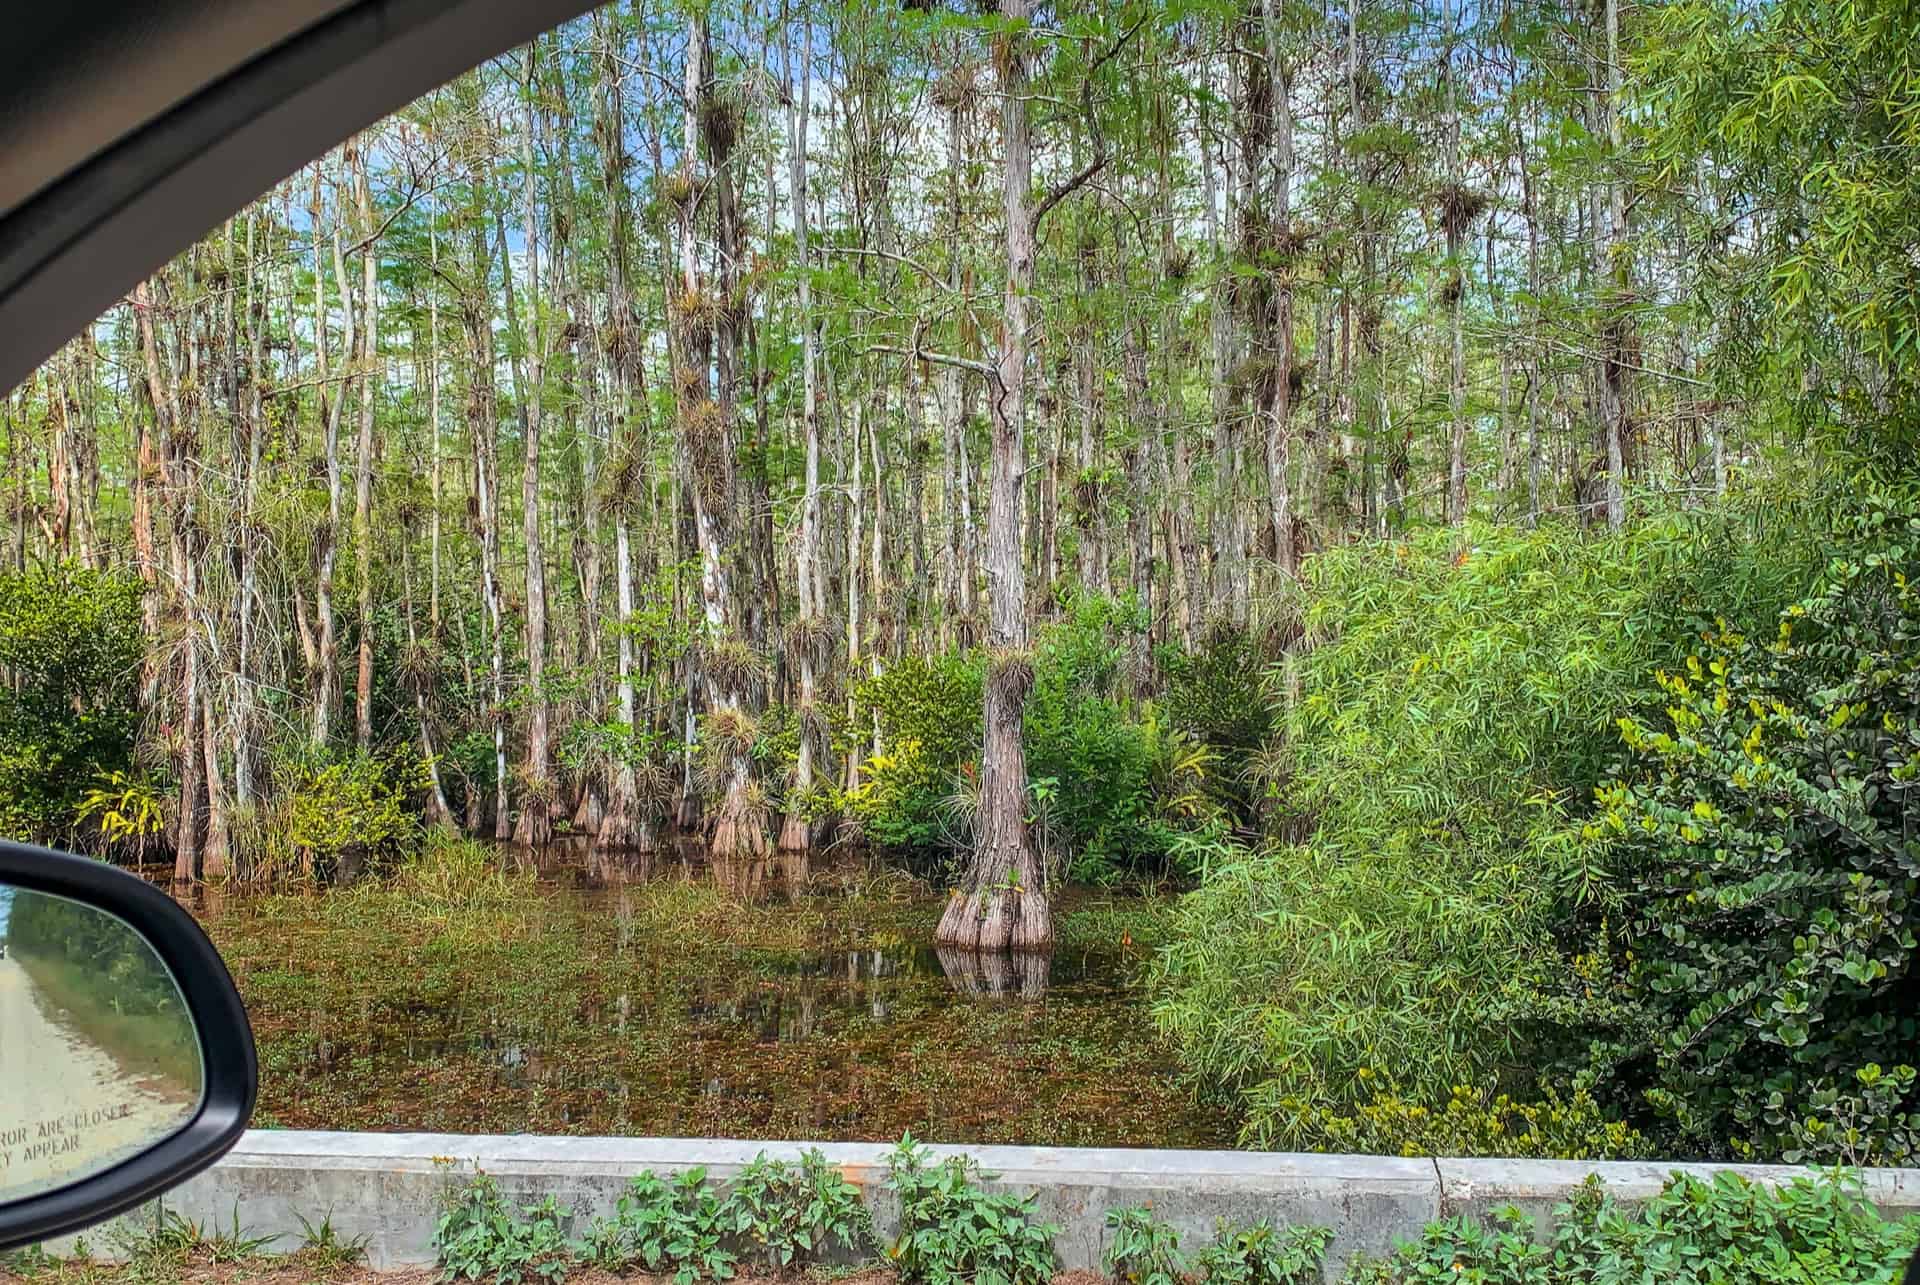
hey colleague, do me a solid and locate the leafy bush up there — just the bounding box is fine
[1104,1205,1186,1285]
[1153,499,1825,1149]
[1349,1170,1919,1285]
[0,565,143,845]
[1342,1210,1546,1284]
[578,1169,736,1283]
[1566,498,1920,1163]
[1160,626,1276,824]
[847,653,982,852]
[1291,1074,1648,1162]
[885,1134,1059,1285]
[1195,1220,1331,1285]
[723,1149,872,1270]
[1024,622,1162,881]
[434,1172,572,1285]
[273,750,426,880]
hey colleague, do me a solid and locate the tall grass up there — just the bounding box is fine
[1152,490,1829,1148]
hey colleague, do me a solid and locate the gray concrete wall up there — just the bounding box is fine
[41,1131,1920,1277]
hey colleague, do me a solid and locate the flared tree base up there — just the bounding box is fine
[511,800,553,848]
[934,884,1053,952]
[775,808,816,853]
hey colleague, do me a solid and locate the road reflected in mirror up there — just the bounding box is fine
[0,885,203,1204]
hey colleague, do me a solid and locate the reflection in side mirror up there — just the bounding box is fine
[0,884,204,1204]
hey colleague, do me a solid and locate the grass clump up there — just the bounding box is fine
[292,1209,369,1270]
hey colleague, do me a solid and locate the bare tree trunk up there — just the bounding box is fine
[1199,88,1242,623]
[352,138,379,754]
[1521,102,1545,525]
[1260,0,1299,578]
[512,47,554,848]
[596,9,649,853]
[460,203,510,840]
[1593,0,1628,528]
[1443,0,1470,526]
[678,10,767,863]
[312,162,351,747]
[937,0,1051,952]
[779,2,823,854]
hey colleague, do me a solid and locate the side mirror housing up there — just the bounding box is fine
[0,841,256,1252]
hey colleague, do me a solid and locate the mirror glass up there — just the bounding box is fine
[0,884,203,1204]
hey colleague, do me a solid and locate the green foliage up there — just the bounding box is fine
[1569,498,1920,1163]
[1342,1210,1548,1284]
[1349,1171,1919,1285]
[1291,1075,1648,1162]
[722,1149,872,1271]
[1154,501,1824,1149]
[847,653,983,852]
[1024,599,1166,881]
[846,598,1220,880]
[1103,1205,1186,1285]
[885,1134,1060,1285]
[0,565,144,845]
[1194,1221,1332,1285]
[434,1171,573,1285]
[577,1169,736,1284]
[74,771,167,849]
[1160,626,1276,823]
[273,750,427,879]
[1639,0,1920,456]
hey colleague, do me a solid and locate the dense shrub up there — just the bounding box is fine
[1160,626,1276,825]
[434,1171,573,1285]
[1290,1075,1649,1162]
[847,652,983,852]
[271,750,426,880]
[1024,601,1165,880]
[1154,496,1826,1149]
[1104,1205,1186,1285]
[0,565,144,844]
[885,1134,1059,1285]
[1348,1170,1919,1285]
[1563,498,1920,1163]
[577,1169,735,1282]
[1194,1221,1332,1285]
[723,1149,871,1270]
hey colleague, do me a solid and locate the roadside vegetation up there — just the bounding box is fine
[6,1148,1915,1284]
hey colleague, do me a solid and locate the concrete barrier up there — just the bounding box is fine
[41,1131,1920,1276]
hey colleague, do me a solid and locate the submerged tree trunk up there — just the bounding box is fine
[936,0,1051,953]
[678,10,768,864]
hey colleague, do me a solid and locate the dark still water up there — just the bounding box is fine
[186,853,1238,1148]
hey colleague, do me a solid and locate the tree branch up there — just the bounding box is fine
[820,245,957,294]
[1030,18,1143,235]
[869,343,994,379]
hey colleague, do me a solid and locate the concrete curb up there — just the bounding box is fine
[42,1131,1920,1276]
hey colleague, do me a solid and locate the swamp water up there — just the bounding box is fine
[184,850,1239,1148]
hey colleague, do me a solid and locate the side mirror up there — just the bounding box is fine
[0,841,256,1253]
